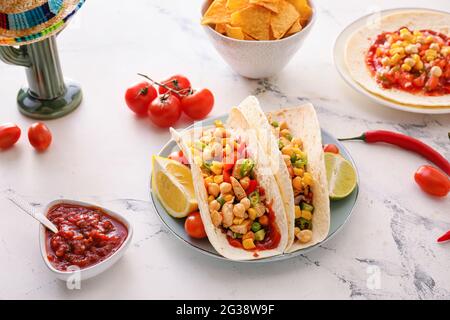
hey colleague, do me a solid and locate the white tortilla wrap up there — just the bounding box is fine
[345,10,450,108]
[233,96,330,252]
[170,116,289,260]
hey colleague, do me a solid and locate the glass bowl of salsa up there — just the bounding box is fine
[39,200,133,281]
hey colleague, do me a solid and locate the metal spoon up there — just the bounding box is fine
[7,192,58,234]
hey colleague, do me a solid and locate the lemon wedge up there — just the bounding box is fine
[152,156,198,218]
[324,152,357,200]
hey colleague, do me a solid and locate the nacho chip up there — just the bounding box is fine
[215,23,227,34]
[226,0,249,11]
[285,18,302,36]
[202,0,231,25]
[286,0,312,26]
[225,24,245,40]
[270,0,299,39]
[230,5,271,40]
[249,0,280,13]
[244,33,257,40]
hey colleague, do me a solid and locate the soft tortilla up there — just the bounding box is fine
[345,10,450,108]
[233,96,330,252]
[170,112,289,260]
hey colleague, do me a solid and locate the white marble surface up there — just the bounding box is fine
[0,0,449,300]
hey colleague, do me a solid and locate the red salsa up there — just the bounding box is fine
[46,204,128,271]
[366,28,450,95]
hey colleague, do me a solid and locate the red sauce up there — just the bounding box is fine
[45,204,128,271]
[366,28,450,96]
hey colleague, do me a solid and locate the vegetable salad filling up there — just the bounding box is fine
[189,121,280,251]
[366,27,450,95]
[270,119,314,244]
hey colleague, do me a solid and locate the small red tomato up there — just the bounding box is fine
[184,211,207,239]
[28,122,52,151]
[0,123,21,149]
[414,165,450,197]
[323,144,339,154]
[159,75,191,98]
[125,82,157,116]
[181,88,214,120]
[148,95,182,128]
[168,150,188,165]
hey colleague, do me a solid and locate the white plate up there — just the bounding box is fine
[334,7,450,115]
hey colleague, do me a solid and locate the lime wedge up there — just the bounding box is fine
[324,152,357,200]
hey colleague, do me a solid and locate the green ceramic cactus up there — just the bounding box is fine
[0,36,82,119]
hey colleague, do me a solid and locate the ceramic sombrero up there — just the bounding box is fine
[0,0,85,46]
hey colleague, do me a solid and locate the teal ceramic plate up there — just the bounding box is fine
[150,115,359,262]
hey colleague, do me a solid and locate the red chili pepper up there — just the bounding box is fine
[223,170,231,183]
[340,130,450,176]
[246,179,258,195]
[437,230,450,243]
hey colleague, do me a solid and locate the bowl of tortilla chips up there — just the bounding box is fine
[201,0,315,79]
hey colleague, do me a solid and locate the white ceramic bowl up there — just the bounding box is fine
[39,199,133,281]
[201,0,316,79]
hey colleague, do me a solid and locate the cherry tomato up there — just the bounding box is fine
[158,75,191,98]
[414,165,450,197]
[184,211,207,239]
[181,88,214,120]
[0,123,21,149]
[323,144,339,154]
[28,122,52,151]
[147,95,182,128]
[168,150,188,165]
[125,82,157,116]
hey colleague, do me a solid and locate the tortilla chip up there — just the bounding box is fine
[285,18,302,36]
[286,0,312,26]
[226,0,249,11]
[244,32,257,40]
[230,5,271,40]
[215,23,227,34]
[271,0,299,39]
[250,0,280,13]
[226,24,245,40]
[202,0,231,25]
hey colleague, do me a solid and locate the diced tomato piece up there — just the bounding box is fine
[426,75,439,91]
[223,169,231,183]
[246,180,258,195]
[413,73,426,88]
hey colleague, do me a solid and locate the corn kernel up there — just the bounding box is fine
[404,57,416,67]
[303,173,314,186]
[210,161,223,175]
[413,30,423,36]
[243,238,256,250]
[224,194,234,202]
[301,210,313,220]
[204,176,213,186]
[213,175,224,184]
[430,66,442,77]
[233,217,244,225]
[399,29,413,41]
[425,35,435,43]
[293,167,304,177]
[248,208,257,220]
[389,47,405,56]
[414,60,424,71]
[401,63,412,72]
[390,53,402,65]
[214,120,224,128]
[295,206,302,219]
[405,44,418,54]
[381,57,390,66]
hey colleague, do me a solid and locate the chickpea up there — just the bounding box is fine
[208,183,220,197]
[220,182,232,194]
[280,121,288,130]
[239,176,250,190]
[204,176,213,187]
[292,176,303,190]
[223,194,234,202]
[207,195,215,203]
[294,227,301,236]
[214,127,225,138]
[211,142,222,157]
[233,203,246,218]
[211,210,223,227]
[209,200,220,212]
[297,230,313,243]
[240,197,251,210]
[202,148,213,161]
[213,175,224,184]
[430,66,443,77]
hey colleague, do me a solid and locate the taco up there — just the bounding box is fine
[345,10,450,108]
[170,114,289,260]
[231,96,330,252]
